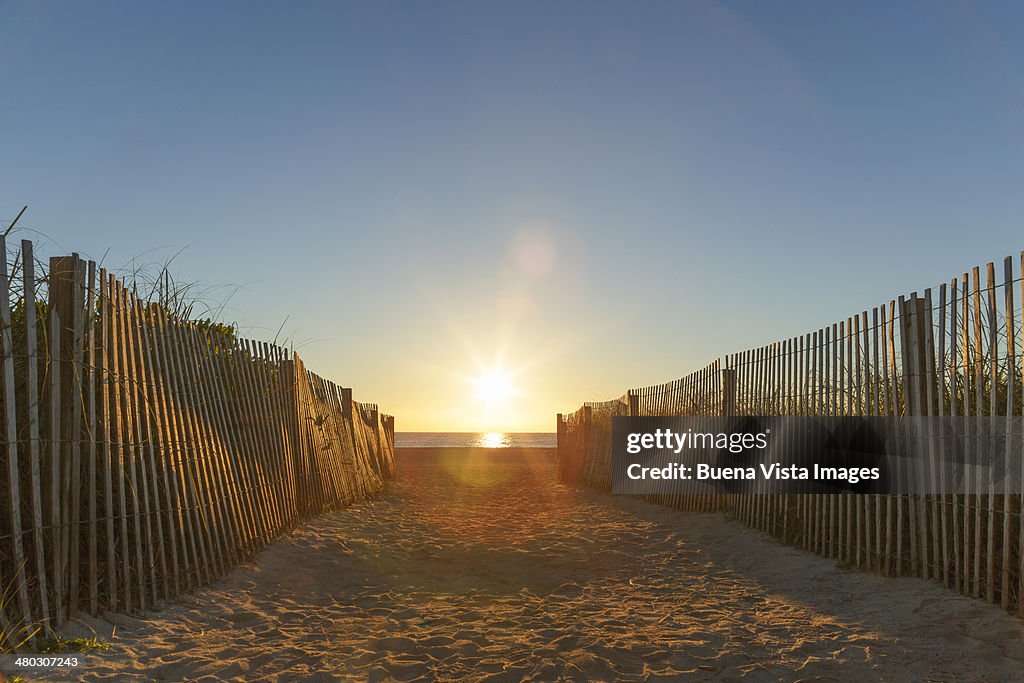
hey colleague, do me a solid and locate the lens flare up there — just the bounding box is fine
[474,367,514,405]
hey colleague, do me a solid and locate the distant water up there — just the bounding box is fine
[396,432,556,448]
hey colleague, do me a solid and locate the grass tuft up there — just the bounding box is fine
[34,636,111,654]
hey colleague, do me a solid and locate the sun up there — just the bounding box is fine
[474,367,514,405]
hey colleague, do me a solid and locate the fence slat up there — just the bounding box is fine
[972,267,983,598]
[1001,256,1016,610]
[0,237,33,631]
[47,266,63,625]
[23,240,51,632]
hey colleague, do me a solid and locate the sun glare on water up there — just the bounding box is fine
[477,432,509,448]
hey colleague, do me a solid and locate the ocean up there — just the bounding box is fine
[395,432,557,448]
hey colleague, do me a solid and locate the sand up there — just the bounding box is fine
[32,447,1024,681]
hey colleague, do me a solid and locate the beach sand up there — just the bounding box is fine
[36,447,1024,681]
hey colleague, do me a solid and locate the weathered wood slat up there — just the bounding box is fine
[47,265,63,625]
[972,267,983,598]
[962,272,973,595]
[1001,256,1016,610]
[67,257,85,618]
[937,285,950,587]
[0,237,33,629]
[986,263,998,602]
[23,240,51,631]
[85,261,98,614]
[948,278,962,594]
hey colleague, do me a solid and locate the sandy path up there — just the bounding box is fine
[36,448,1024,681]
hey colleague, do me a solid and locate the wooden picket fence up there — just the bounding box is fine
[559,251,1024,617]
[0,238,395,646]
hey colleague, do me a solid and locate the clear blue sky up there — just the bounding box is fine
[3,1,1024,431]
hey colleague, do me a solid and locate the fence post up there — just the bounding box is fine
[627,390,639,417]
[721,368,737,417]
[0,237,34,633]
[580,406,593,485]
[720,366,738,517]
[369,404,384,479]
[901,295,937,580]
[279,355,301,519]
[382,415,396,478]
[49,254,86,626]
[900,298,934,415]
[556,414,566,482]
[341,388,355,450]
[341,388,353,421]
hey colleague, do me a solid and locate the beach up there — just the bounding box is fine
[38,447,1024,681]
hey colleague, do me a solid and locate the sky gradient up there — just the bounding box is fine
[3,1,1024,431]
